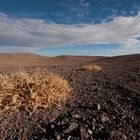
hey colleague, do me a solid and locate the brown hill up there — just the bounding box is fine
[0,53,102,68]
[0,53,48,68]
[0,53,139,69]
[95,54,140,63]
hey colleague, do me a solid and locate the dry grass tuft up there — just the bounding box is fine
[81,64,102,72]
[0,68,70,114]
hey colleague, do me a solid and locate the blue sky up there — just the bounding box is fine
[0,0,140,56]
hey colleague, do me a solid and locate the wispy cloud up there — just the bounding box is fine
[0,12,140,55]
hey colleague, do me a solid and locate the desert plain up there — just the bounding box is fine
[0,53,140,140]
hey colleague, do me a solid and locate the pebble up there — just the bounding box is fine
[109,130,128,140]
[92,125,95,130]
[56,135,61,140]
[72,114,81,119]
[61,118,69,125]
[64,123,78,133]
[112,115,116,119]
[100,115,109,123]
[97,104,101,110]
[80,127,88,139]
[67,135,72,140]
[88,129,93,135]
[51,124,55,128]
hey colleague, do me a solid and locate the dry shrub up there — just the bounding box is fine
[0,68,70,114]
[82,64,102,72]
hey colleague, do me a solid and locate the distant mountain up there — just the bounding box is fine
[0,53,139,68]
[95,54,140,63]
[0,53,102,68]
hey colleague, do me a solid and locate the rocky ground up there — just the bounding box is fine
[0,54,140,140]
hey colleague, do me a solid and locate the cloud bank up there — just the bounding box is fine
[0,12,140,55]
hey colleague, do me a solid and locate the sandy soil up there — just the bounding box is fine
[0,53,140,140]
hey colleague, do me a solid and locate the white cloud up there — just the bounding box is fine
[0,12,140,55]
